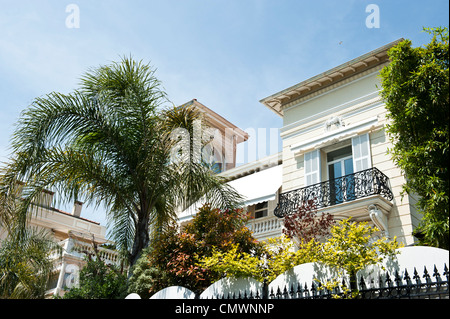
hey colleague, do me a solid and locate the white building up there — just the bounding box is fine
[178,39,421,246]
[0,189,119,298]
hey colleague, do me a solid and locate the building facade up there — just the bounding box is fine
[259,39,420,245]
[179,99,249,173]
[178,40,422,247]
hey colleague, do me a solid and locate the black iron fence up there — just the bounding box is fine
[274,167,394,218]
[210,264,449,300]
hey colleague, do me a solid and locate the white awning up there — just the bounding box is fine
[227,164,282,206]
[178,164,282,222]
[290,116,380,156]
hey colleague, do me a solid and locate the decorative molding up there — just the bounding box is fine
[290,116,379,156]
[324,116,345,132]
[368,204,389,237]
[279,92,382,140]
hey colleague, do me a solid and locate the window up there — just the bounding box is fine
[303,133,372,186]
[254,201,268,219]
[304,149,321,186]
[203,146,224,173]
[302,133,372,205]
[351,133,371,172]
[327,146,353,180]
[327,145,355,204]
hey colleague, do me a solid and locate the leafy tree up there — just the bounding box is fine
[282,200,335,245]
[199,218,401,298]
[3,57,242,268]
[318,218,402,294]
[62,258,128,299]
[128,204,261,296]
[126,246,171,299]
[379,27,449,249]
[182,204,261,254]
[199,235,319,283]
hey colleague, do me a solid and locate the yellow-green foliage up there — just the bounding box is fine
[319,218,402,276]
[198,218,402,285]
[198,235,318,283]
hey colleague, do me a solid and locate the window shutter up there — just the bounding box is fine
[304,149,321,186]
[352,133,372,172]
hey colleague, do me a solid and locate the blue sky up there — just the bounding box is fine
[0,0,448,230]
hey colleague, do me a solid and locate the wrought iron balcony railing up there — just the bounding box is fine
[274,167,393,218]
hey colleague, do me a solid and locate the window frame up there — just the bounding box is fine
[254,201,268,219]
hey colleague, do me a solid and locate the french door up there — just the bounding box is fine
[327,146,355,204]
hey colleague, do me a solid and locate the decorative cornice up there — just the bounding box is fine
[260,39,403,117]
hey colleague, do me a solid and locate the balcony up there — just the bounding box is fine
[49,237,120,265]
[274,167,394,219]
[247,215,283,241]
[46,237,121,297]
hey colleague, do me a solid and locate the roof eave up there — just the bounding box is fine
[260,38,404,117]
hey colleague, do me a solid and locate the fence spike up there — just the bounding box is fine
[311,281,317,297]
[282,286,288,299]
[423,266,431,283]
[394,270,402,286]
[443,263,449,280]
[296,283,302,298]
[305,284,311,298]
[289,283,295,298]
[269,287,274,299]
[385,271,393,287]
[433,265,441,281]
[413,267,421,284]
[403,268,412,285]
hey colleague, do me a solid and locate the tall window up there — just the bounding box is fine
[327,145,355,204]
[304,149,321,186]
[207,147,223,173]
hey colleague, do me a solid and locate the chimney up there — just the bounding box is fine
[36,189,55,208]
[71,201,83,217]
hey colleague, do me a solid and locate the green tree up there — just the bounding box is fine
[3,57,242,268]
[318,218,401,294]
[1,176,61,299]
[0,228,60,299]
[199,235,318,283]
[379,27,449,249]
[199,218,401,298]
[62,258,128,299]
[128,204,261,297]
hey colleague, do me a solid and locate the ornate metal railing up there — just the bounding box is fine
[274,167,393,218]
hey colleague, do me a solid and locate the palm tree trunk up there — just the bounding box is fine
[130,215,150,267]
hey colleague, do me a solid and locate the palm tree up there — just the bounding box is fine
[5,57,243,267]
[0,226,60,299]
